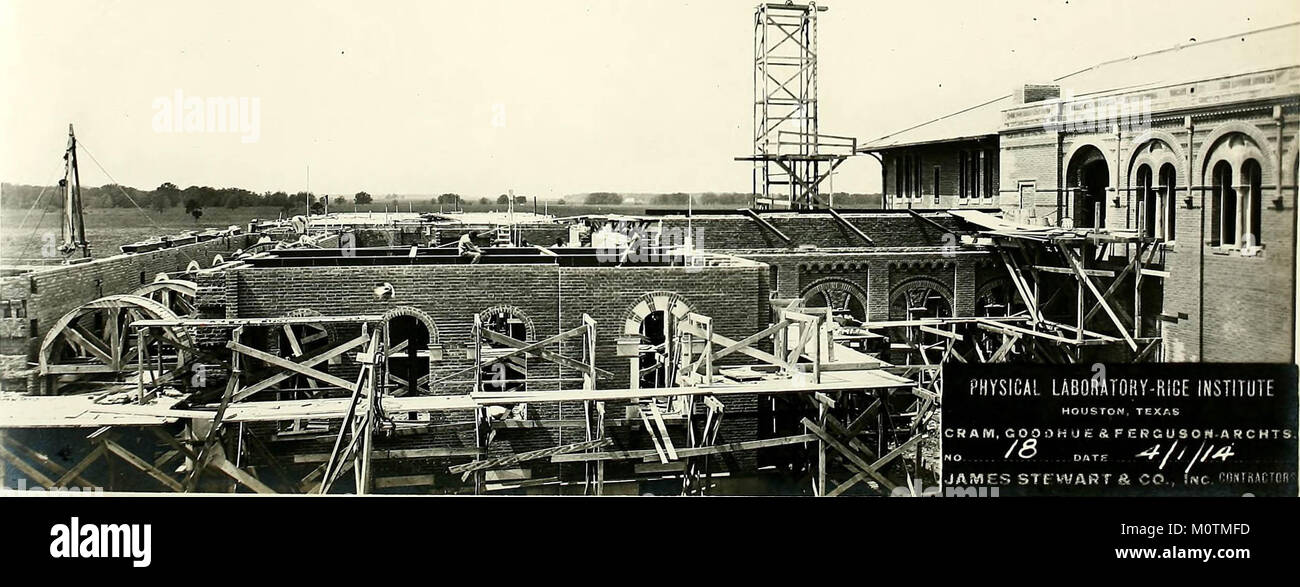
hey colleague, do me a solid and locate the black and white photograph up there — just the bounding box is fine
[0,0,1297,571]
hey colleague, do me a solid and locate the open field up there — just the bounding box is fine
[0,206,285,261]
[0,203,687,260]
[1,195,885,261]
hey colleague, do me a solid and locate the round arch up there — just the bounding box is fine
[39,295,192,385]
[381,306,440,397]
[1064,142,1114,229]
[477,305,536,342]
[800,277,870,324]
[1195,121,1275,182]
[621,291,694,393]
[621,291,694,336]
[1063,139,1117,180]
[380,306,440,343]
[888,277,954,317]
[972,277,1024,318]
[1126,134,1185,185]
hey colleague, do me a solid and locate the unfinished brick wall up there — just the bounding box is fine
[706,249,996,321]
[201,260,771,482]
[659,212,967,250]
[0,233,266,388]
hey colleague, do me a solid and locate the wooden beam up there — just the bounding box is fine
[55,445,106,489]
[479,326,614,379]
[293,446,483,463]
[678,323,785,368]
[102,439,184,492]
[826,208,874,245]
[710,319,790,362]
[646,401,678,461]
[0,443,56,488]
[739,208,793,244]
[133,315,384,328]
[232,334,369,401]
[554,433,817,463]
[918,325,963,341]
[1082,242,1148,324]
[4,440,97,489]
[907,209,952,233]
[227,340,358,391]
[449,438,613,476]
[205,453,276,494]
[1031,265,1115,277]
[997,248,1041,322]
[1059,245,1138,351]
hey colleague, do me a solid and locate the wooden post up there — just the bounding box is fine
[816,399,827,496]
[136,329,146,404]
[473,315,484,495]
[704,317,714,385]
[812,316,821,385]
[1075,275,1084,343]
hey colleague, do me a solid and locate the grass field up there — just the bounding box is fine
[0,206,286,261]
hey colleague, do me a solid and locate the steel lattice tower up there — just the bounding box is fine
[738,2,855,210]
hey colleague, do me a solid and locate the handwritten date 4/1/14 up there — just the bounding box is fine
[1137,440,1235,473]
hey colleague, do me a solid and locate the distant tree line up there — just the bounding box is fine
[0,183,442,217]
[577,192,882,207]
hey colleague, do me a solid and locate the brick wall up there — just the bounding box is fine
[998,107,1299,362]
[878,139,1001,209]
[203,260,771,480]
[0,233,264,375]
[714,249,995,321]
[660,212,968,250]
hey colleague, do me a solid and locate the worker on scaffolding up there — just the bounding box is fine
[458,233,482,264]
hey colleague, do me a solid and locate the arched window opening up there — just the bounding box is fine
[889,282,954,348]
[479,310,528,393]
[1242,159,1263,247]
[638,309,672,389]
[479,308,530,421]
[1136,164,1154,237]
[1212,161,1236,246]
[1066,146,1108,229]
[386,315,431,397]
[1158,163,1177,241]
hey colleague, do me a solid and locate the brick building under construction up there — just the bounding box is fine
[0,5,1297,495]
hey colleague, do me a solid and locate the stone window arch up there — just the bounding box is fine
[621,292,694,392]
[1204,131,1269,249]
[381,306,439,397]
[888,277,953,321]
[477,305,534,394]
[800,277,869,325]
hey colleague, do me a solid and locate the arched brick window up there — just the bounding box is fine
[1211,160,1236,246]
[1158,163,1177,241]
[1136,164,1155,236]
[1242,159,1263,246]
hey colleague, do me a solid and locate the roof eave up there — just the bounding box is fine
[856,133,999,153]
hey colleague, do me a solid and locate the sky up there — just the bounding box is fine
[2,0,1297,199]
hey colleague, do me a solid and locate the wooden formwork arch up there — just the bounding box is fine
[131,279,198,316]
[38,295,192,389]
